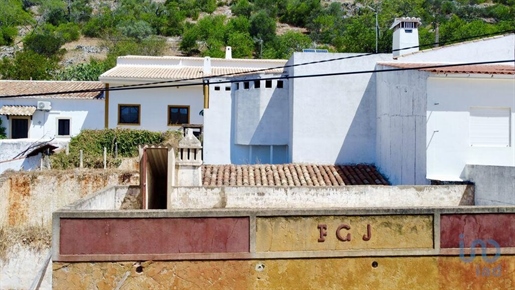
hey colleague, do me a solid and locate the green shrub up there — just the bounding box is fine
[50,129,170,169]
[55,22,80,42]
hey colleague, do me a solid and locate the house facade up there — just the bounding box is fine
[0,81,104,140]
[99,53,287,133]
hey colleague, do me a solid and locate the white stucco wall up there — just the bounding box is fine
[203,79,233,164]
[0,154,42,174]
[398,34,515,63]
[288,53,391,164]
[0,98,103,139]
[107,85,204,131]
[376,66,430,185]
[426,75,515,181]
[204,74,289,164]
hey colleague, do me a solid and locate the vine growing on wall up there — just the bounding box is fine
[0,118,6,139]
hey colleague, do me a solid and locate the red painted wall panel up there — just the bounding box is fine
[440,214,515,248]
[60,217,250,255]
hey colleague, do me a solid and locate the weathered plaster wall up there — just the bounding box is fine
[53,256,515,290]
[0,170,139,228]
[168,185,473,209]
[0,170,138,290]
[375,66,430,185]
[465,165,515,205]
[52,208,515,289]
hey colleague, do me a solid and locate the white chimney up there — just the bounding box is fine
[203,57,211,75]
[390,17,421,58]
[225,46,232,59]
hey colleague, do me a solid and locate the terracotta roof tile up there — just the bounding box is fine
[201,164,389,186]
[0,105,37,116]
[0,81,104,99]
[379,62,515,75]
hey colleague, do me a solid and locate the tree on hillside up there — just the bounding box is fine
[0,50,59,80]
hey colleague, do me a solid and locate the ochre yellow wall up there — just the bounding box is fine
[256,215,434,251]
[53,257,515,290]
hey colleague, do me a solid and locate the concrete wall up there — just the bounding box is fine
[107,85,204,131]
[0,98,104,139]
[376,66,430,185]
[399,34,515,62]
[466,165,515,205]
[168,185,473,209]
[52,207,515,289]
[288,53,391,164]
[427,75,515,181]
[61,185,140,210]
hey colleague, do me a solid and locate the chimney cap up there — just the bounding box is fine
[225,46,232,59]
[390,17,421,30]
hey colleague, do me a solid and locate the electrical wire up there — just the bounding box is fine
[0,30,514,99]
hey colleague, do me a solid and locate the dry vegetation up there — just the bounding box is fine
[0,226,51,261]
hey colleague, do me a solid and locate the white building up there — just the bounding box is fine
[99,52,287,134]
[0,81,105,140]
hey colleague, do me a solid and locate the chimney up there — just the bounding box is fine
[176,129,203,186]
[225,46,232,59]
[203,57,211,75]
[390,17,421,58]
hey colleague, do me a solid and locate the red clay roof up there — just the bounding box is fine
[379,63,515,75]
[0,81,104,99]
[202,164,389,187]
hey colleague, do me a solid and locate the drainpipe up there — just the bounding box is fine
[203,79,209,109]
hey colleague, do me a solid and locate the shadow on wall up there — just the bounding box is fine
[336,74,376,164]
[230,86,289,164]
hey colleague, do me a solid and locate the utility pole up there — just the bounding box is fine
[366,5,379,53]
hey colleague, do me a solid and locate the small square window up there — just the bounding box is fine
[265,80,272,88]
[254,80,261,88]
[57,119,70,136]
[277,80,284,89]
[225,86,231,91]
[169,106,189,125]
[244,81,250,89]
[118,105,140,125]
[214,86,220,91]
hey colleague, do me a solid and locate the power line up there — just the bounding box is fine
[1,59,513,99]
[0,30,514,99]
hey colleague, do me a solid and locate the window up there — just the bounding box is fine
[168,106,189,125]
[235,83,239,90]
[277,80,284,89]
[254,80,261,88]
[214,86,220,91]
[265,80,272,88]
[11,118,29,139]
[225,86,231,91]
[57,119,70,136]
[118,104,140,125]
[470,107,510,147]
[244,81,250,89]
